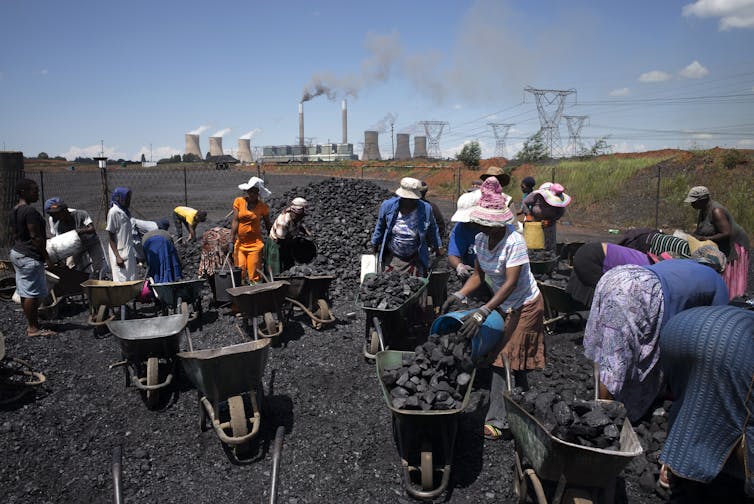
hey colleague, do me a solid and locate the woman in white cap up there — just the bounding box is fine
[269,197,311,274]
[686,185,749,299]
[231,177,272,283]
[370,177,442,276]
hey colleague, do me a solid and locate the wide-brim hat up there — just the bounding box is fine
[238,176,272,198]
[469,207,515,227]
[479,166,511,187]
[451,190,482,223]
[395,177,422,199]
[469,177,515,227]
[534,182,571,208]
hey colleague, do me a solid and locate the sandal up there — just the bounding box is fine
[483,423,507,440]
[658,464,670,489]
[27,328,57,337]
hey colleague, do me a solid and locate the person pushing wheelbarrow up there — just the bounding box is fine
[267,197,313,276]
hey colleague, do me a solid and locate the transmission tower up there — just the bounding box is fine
[524,86,576,158]
[418,120,449,159]
[563,115,589,156]
[488,123,514,158]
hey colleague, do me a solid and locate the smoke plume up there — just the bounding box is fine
[187,125,209,135]
[240,128,262,140]
[212,128,231,138]
[369,113,398,133]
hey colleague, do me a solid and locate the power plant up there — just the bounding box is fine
[394,133,411,160]
[413,136,427,158]
[184,134,202,159]
[237,139,252,163]
[209,137,224,157]
[362,131,381,160]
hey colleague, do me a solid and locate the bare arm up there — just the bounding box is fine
[26,219,48,262]
[695,207,732,242]
[448,255,462,269]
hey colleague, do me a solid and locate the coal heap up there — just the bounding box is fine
[279,264,333,277]
[359,271,424,309]
[381,332,474,411]
[511,385,627,450]
[528,249,558,262]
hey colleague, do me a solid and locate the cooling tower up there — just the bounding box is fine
[395,133,411,160]
[342,100,347,144]
[299,102,304,147]
[237,139,252,163]
[209,137,223,157]
[362,131,381,161]
[185,134,202,158]
[413,136,428,158]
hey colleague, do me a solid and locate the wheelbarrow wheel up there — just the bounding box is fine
[228,395,248,438]
[316,299,330,320]
[421,442,433,491]
[369,330,380,355]
[146,357,159,408]
[562,488,594,504]
[264,313,276,336]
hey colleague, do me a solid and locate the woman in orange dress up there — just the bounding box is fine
[231,177,272,283]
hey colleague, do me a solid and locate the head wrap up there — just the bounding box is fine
[691,245,726,273]
[44,197,67,214]
[110,187,132,217]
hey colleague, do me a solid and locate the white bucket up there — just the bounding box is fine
[47,230,82,263]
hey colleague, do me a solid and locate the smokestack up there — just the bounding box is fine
[237,139,252,163]
[184,134,202,159]
[342,100,347,144]
[209,137,223,157]
[362,131,381,161]
[395,133,411,160]
[299,102,304,147]
[413,136,427,158]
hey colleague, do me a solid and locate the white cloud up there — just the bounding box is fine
[609,87,630,96]
[736,138,754,147]
[61,144,127,161]
[453,104,463,110]
[187,125,209,135]
[691,132,714,139]
[682,0,754,30]
[639,70,673,83]
[612,142,648,153]
[679,60,709,78]
[134,145,180,162]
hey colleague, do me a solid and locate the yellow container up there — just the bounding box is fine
[524,221,545,249]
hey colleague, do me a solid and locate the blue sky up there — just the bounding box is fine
[1,0,753,160]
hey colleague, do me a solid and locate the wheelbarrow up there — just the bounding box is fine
[0,261,62,319]
[537,281,589,335]
[278,275,336,329]
[376,349,476,500]
[226,281,290,339]
[151,278,206,327]
[358,274,429,359]
[81,279,144,325]
[501,356,643,504]
[178,338,270,459]
[529,258,559,277]
[0,332,46,405]
[106,312,189,409]
[47,264,90,300]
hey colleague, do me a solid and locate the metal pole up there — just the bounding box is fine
[183,166,188,206]
[112,446,123,504]
[269,426,285,504]
[551,165,555,183]
[655,164,661,229]
[456,165,461,209]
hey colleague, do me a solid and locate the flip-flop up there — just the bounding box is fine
[483,424,505,440]
[27,328,57,337]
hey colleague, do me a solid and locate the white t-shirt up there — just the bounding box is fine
[474,225,539,311]
[106,206,135,260]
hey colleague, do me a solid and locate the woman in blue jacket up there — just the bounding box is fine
[370,177,442,276]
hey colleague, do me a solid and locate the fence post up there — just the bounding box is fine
[39,171,45,212]
[455,165,461,209]
[655,164,661,229]
[99,164,110,229]
[183,166,188,207]
[361,165,364,179]
[550,165,555,183]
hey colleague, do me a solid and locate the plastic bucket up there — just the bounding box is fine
[47,230,82,263]
[360,254,377,283]
[523,221,545,250]
[211,268,242,303]
[430,309,504,365]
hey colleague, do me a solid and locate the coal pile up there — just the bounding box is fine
[278,264,333,277]
[528,249,558,262]
[510,385,627,450]
[358,271,424,309]
[381,332,474,411]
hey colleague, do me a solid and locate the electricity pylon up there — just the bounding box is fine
[419,120,449,159]
[524,86,576,158]
[488,123,514,158]
[563,115,589,156]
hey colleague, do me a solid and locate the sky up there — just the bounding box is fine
[1,0,753,161]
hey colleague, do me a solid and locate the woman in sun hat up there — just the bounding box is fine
[441,176,545,440]
[522,182,572,253]
[269,197,311,274]
[685,185,750,299]
[370,177,442,276]
[231,177,272,283]
[447,190,482,279]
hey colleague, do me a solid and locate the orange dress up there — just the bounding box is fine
[233,196,269,282]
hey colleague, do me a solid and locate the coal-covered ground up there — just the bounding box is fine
[1,172,744,503]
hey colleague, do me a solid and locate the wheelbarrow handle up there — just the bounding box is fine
[132,372,174,391]
[269,425,286,504]
[200,396,261,445]
[112,446,123,504]
[284,297,336,325]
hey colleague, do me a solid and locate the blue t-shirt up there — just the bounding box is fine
[448,223,478,267]
[645,259,729,324]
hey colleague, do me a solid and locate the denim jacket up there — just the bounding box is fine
[370,196,441,272]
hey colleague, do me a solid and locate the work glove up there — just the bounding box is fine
[459,306,491,340]
[441,291,468,314]
[455,263,474,279]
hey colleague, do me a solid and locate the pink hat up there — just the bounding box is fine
[469,178,515,227]
[534,182,571,208]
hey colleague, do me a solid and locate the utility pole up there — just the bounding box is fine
[390,123,395,159]
[150,143,153,162]
[524,86,576,158]
[418,120,449,159]
[563,115,589,156]
[488,123,514,158]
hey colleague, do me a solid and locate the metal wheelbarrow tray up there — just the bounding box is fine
[376,350,476,500]
[178,339,270,454]
[357,275,429,358]
[529,258,559,276]
[0,332,47,405]
[106,312,188,409]
[226,281,290,339]
[151,278,206,324]
[503,391,643,504]
[537,281,589,334]
[81,279,144,325]
[278,274,336,329]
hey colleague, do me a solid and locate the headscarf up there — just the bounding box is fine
[691,245,727,273]
[111,187,132,217]
[289,197,308,215]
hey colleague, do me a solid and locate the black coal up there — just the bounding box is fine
[359,271,424,310]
